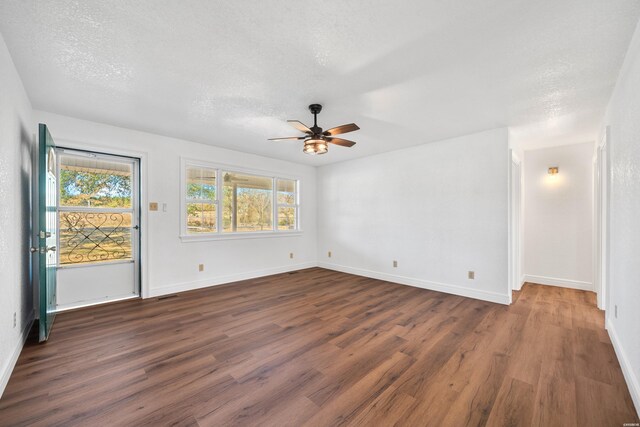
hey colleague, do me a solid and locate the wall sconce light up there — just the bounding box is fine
[548,166,559,175]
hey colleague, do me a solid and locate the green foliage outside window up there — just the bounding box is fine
[60,169,131,208]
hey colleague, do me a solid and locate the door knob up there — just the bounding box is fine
[30,247,38,253]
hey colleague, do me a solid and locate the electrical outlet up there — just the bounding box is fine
[393,260,398,268]
[328,251,332,258]
[468,271,475,280]
[13,312,16,328]
[615,305,618,318]
[198,264,204,272]
[289,252,294,259]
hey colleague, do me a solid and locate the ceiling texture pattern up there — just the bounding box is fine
[1,0,639,164]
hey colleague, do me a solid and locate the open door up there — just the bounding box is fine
[38,124,57,342]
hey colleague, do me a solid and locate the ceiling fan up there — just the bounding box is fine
[269,104,359,155]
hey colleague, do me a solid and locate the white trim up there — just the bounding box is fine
[508,150,513,300]
[318,262,511,305]
[606,318,640,418]
[180,231,303,242]
[593,127,610,311]
[0,310,35,398]
[508,150,522,299]
[522,274,593,291]
[148,262,318,297]
[511,150,522,165]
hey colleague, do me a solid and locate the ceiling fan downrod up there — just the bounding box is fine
[309,104,322,131]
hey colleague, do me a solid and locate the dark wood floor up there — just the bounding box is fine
[1,268,637,426]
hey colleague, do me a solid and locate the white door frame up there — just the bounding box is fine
[594,127,609,311]
[52,138,150,299]
[509,150,523,297]
[55,147,142,309]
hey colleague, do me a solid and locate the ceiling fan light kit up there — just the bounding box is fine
[303,139,328,155]
[269,104,360,155]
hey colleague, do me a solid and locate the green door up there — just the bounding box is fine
[38,124,57,342]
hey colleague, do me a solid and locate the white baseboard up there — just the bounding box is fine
[318,262,510,305]
[0,310,34,399]
[148,262,318,298]
[606,318,640,418]
[513,275,526,291]
[522,274,593,291]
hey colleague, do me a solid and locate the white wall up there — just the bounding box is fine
[317,128,510,304]
[33,110,318,298]
[601,18,640,417]
[0,34,35,397]
[522,143,594,290]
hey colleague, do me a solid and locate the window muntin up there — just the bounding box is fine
[182,162,299,238]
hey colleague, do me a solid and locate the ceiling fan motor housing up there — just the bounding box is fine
[308,104,323,115]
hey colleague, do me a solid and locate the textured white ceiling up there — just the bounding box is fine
[1,1,639,165]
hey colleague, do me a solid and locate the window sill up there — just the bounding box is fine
[180,230,303,242]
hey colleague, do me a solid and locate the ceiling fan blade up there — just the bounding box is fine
[268,136,306,141]
[287,120,312,133]
[327,137,356,147]
[323,123,360,136]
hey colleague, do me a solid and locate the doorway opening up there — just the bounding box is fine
[519,143,595,299]
[55,147,141,311]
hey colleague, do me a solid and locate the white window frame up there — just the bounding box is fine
[183,162,218,234]
[276,177,299,231]
[180,158,302,241]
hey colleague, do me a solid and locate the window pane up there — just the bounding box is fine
[59,212,132,265]
[223,172,273,232]
[186,166,216,200]
[60,155,132,208]
[278,207,297,230]
[187,202,216,233]
[277,179,296,205]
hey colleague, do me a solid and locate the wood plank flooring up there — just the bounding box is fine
[1,268,637,426]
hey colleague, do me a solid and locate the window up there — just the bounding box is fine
[185,166,217,233]
[277,178,298,230]
[58,151,137,265]
[181,160,300,239]
[223,171,273,232]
